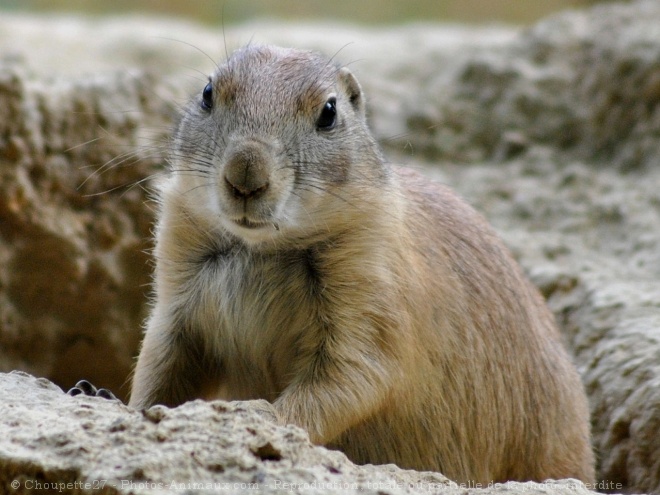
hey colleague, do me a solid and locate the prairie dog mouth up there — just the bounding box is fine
[233,217,279,231]
[234,217,267,229]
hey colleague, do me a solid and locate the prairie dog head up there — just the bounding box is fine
[169,45,387,248]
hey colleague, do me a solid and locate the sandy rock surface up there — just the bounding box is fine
[0,58,174,398]
[0,0,659,493]
[0,371,601,495]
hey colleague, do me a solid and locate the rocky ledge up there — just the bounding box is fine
[0,372,603,495]
[0,0,659,493]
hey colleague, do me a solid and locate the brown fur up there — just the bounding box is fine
[130,44,595,484]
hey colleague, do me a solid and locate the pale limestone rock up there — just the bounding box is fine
[0,371,603,495]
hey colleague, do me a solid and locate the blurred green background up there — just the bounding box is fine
[0,0,624,25]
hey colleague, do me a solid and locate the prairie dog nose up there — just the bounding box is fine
[223,143,271,199]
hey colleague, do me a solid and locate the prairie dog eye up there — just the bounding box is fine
[201,81,213,111]
[316,97,337,130]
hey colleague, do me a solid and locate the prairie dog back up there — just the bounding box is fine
[129,44,595,484]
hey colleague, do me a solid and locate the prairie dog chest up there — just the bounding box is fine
[181,244,322,391]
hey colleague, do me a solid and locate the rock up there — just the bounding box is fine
[0,371,604,495]
[0,58,178,400]
[395,0,660,170]
[0,0,659,493]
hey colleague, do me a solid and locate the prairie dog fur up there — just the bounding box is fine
[129,44,595,484]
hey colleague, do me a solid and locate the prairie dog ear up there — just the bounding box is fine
[339,67,365,116]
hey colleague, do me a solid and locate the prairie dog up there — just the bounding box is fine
[129,44,595,484]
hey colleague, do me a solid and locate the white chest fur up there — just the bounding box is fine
[170,244,321,400]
